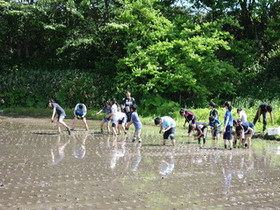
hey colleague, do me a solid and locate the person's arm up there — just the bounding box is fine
[164,126,171,132]
[96,109,103,115]
[270,112,274,125]
[51,107,56,122]
[196,129,203,139]
[159,126,163,134]
[224,116,229,130]
[126,120,133,129]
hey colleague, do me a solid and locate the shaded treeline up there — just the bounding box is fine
[0,0,279,112]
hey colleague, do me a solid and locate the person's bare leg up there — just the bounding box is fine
[72,117,77,130]
[83,118,89,131]
[57,122,61,133]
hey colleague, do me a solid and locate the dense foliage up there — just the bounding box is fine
[0,0,279,110]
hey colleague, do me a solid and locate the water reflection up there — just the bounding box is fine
[109,136,127,170]
[159,147,175,175]
[50,135,70,165]
[72,131,89,159]
[128,143,142,172]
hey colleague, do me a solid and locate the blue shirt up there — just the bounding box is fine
[241,121,255,132]
[224,110,233,127]
[161,116,176,128]
[131,112,142,129]
[103,107,112,114]
[209,119,221,128]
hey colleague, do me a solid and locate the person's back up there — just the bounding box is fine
[195,121,208,131]
[53,103,66,116]
[162,116,176,128]
[131,112,142,127]
[209,118,221,128]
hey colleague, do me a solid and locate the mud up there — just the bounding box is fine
[0,117,280,209]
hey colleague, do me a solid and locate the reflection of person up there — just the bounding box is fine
[154,116,176,146]
[159,148,175,175]
[72,131,89,159]
[109,136,126,169]
[96,102,112,134]
[46,100,71,135]
[51,135,70,165]
[72,103,89,131]
[253,103,273,132]
[126,105,142,143]
[130,143,142,172]
[121,91,136,123]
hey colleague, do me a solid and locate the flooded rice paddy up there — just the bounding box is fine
[0,117,280,209]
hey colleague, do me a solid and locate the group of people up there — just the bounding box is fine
[47,94,274,150]
[176,101,273,149]
[46,91,143,143]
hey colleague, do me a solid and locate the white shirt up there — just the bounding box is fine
[239,110,247,123]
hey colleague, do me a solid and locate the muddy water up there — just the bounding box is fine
[0,117,280,209]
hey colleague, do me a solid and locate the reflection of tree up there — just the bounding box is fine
[50,135,70,165]
[159,147,175,175]
[72,131,89,159]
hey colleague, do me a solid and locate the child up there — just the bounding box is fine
[209,102,218,119]
[253,103,274,132]
[234,120,255,148]
[179,109,196,136]
[237,108,247,123]
[126,105,142,143]
[71,103,89,131]
[116,111,128,135]
[96,101,112,134]
[190,121,208,146]
[223,101,233,150]
[46,100,71,135]
[154,116,176,146]
[209,116,221,141]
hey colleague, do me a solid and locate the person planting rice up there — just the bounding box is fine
[253,103,274,132]
[209,116,221,141]
[115,111,127,135]
[71,103,89,131]
[179,109,196,136]
[234,119,255,148]
[125,105,142,143]
[223,101,233,150]
[190,121,208,146]
[154,116,176,146]
[96,101,112,134]
[46,100,71,135]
